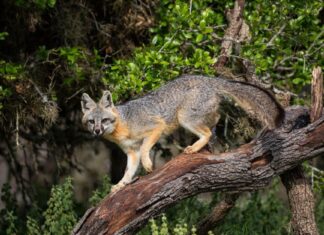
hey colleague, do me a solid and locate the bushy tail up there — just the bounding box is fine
[219,79,285,129]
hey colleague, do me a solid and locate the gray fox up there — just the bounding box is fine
[81,75,284,192]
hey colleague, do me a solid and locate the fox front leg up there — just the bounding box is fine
[111,150,140,193]
[140,128,163,173]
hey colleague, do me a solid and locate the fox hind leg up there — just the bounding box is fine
[179,113,220,154]
[182,124,212,154]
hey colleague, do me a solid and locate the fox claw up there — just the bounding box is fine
[143,162,153,173]
[184,146,197,154]
[111,182,126,193]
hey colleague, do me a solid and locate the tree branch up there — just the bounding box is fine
[215,0,245,68]
[311,67,323,122]
[281,167,319,235]
[73,106,324,235]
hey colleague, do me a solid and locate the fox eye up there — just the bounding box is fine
[88,119,95,124]
[102,118,109,123]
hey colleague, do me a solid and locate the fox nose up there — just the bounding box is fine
[95,129,101,135]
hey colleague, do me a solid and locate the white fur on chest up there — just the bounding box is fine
[118,138,142,150]
[103,133,142,151]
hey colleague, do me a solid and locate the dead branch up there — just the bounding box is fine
[215,0,245,68]
[311,67,323,122]
[73,106,324,235]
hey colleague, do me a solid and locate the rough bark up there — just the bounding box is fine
[280,66,322,235]
[281,167,319,235]
[214,0,245,68]
[72,107,324,235]
[310,67,323,123]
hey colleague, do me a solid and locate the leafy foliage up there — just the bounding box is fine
[102,0,224,101]
[42,177,77,234]
[147,214,201,235]
[24,178,77,235]
[89,175,112,206]
[0,32,9,41]
[0,183,19,234]
[215,184,290,234]
[26,216,42,235]
[0,61,24,112]
[243,0,323,94]
[14,0,56,9]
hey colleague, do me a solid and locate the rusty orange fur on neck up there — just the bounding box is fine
[106,108,130,141]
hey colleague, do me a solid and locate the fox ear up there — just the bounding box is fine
[81,93,96,113]
[100,90,114,108]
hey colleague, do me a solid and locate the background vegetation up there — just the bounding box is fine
[0,0,323,234]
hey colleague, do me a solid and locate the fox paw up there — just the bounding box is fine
[142,159,153,173]
[184,146,197,154]
[111,182,126,193]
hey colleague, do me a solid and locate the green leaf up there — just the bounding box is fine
[199,20,206,29]
[292,77,304,85]
[47,0,56,7]
[195,34,204,43]
[152,35,159,45]
[0,32,9,40]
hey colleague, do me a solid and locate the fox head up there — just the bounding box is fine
[81,91,117,136]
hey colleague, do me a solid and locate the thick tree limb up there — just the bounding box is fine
[73,107,324,235]
[281,167,319,235]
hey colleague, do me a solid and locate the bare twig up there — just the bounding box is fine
[28,79,49,103]
[65,88,85,103]
[266,23,286,47]
[15,109,20,148]
[306,29,324,56]
[158,30,178,53]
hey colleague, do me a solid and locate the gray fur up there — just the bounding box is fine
[116,75,283,133]
[81,93,96,113]
[100,91,113,108]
